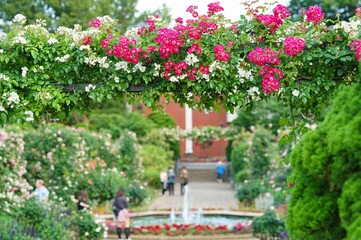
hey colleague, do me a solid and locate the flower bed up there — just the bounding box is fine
[105,221,251,237]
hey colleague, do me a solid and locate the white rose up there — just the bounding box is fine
[13,14,27,25]
[292,89,300,97]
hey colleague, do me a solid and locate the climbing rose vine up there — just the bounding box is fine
[0,2,360,125]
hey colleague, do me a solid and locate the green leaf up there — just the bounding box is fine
[31,50,37,59]
[302,97,307,104]
[127,74,133,81]
[337,69,343,76]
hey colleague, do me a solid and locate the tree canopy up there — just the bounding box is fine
[288,0,361,21]
[0,2,360,125]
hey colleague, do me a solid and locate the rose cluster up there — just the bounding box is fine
[188,43,202,54]
[305,6,325,25]
[255,4,290,33]
[261,73,281,94]
[247,47,280,66]
[112,37,143,64]
[350,40,361,61]
[207,1,224,16]
[248,48,282,94]
[260,66,283,94]
[273,4,291,19]
[284,36,306,57]
[87,18,101,28]
[155,28,184,59]
[137,16,159,35]
[214,44,230,62]
[101,34,113,49]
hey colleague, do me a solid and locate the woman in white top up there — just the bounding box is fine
[160,169,168,195]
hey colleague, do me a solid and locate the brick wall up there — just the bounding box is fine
[141,99,228,160]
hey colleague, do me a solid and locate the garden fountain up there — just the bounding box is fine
[133,183,256,227]
[196,207,203,225]
[168,185,204,224]
[170,208,176,224]
[182,185,190,224]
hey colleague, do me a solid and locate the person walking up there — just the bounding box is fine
[77,190,90,211]
[113,188,131,240]
[216,161,225,183]
[180,166,189,195]
[167,167,175,196]
[31,179,49,204]
[160,168,168,195]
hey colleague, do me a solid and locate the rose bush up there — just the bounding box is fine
[0,124,147,238]
[0,3,360,125]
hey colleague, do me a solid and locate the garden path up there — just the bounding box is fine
[149,182,238,210]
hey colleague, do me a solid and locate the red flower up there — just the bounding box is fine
[273,4,290,19]
[305,6,324,25]
[262,74,281,94]
[93,18,101,28]
[208,2,224,15]
[82,36,92,45]
[284,36,306,57]
[350,40,361,62]
[356,7,361,18]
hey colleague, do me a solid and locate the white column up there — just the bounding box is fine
[185,104,193,154]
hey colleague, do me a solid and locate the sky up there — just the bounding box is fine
[136,0,291,22]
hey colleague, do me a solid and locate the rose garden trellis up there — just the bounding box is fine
[0,2,360,125]
[0,2,361,239]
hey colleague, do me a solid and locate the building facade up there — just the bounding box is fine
[142,100,237,162]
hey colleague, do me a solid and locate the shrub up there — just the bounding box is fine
[77,169,147,207]
[0,215,34,240]
[73,211,105,240]
[147,112,177,128]
[249,127,271,177]
[90,111,156,138]
[139,144,173,187]
[252,210,286,240]
[236,180,262,206]
[287,83,361,239]
[230,142,249,178]
[8,200,74,240]
[147,112,180,159]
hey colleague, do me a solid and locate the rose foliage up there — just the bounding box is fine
[0,3,361,125]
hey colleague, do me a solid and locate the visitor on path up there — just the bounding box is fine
[113,188,131,240]
[31,179,49,204]
[180,166,189,195]
[160,168,168,195]
[77,190,90,211]
[167,167,175,196]
[216,161,225,183]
